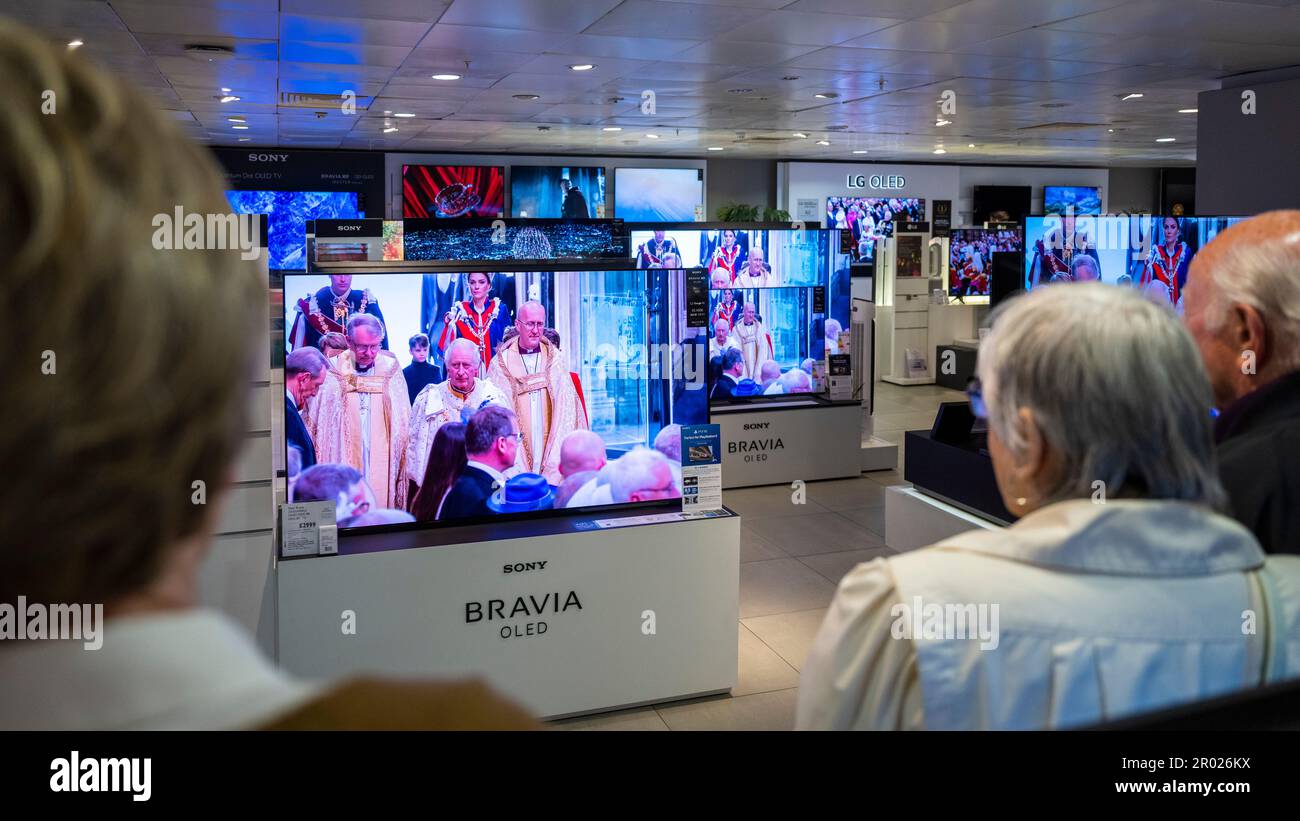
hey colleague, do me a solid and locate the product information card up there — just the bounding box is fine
[680,424,724,516]
[280,500,338,558]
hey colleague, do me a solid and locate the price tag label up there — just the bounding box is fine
[280,501,337,558]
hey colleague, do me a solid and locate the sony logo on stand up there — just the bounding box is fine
[248,153,289,162]
[847,173,906,190]
[337,225,363,231]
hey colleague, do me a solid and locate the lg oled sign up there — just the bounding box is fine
[847,174,906,191]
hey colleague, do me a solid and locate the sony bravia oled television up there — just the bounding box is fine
[511,166,606,218]
[1043,186,1102,216]
[225,190,361,271]
[402,165,506,219]
[1022,215,1246,310]
[613,168,704,222]
[825,196,925,263]
[629,226,828,289]
[282,266,707,532]
[403,218,625,262]
[948,227,1024,300]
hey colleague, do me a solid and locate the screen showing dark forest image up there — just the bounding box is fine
[948,228,1024,299]
[282,268,707,531]
[403,219,623,262]
[825,196,925,263]
[225,190,360,271]
[511,166,606,218]
[402,165,505,219]
[1023,215,1245,311]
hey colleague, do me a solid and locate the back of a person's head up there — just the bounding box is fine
[0,23,265,604]
[979,283,1225,508]
[294,464,362,504]
[465,405,515,456]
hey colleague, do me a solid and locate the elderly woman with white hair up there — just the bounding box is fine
[796,283,1300,730]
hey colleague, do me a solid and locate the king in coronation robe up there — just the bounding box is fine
[733,301,774,381]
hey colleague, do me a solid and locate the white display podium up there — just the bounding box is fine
[712,399,863,489]
[883,486,1002,553]
[277,509,740,720]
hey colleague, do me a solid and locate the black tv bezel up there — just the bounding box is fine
[401,217,630,267]
[283,261,706,542]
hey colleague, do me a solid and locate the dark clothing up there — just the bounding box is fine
[711,373,739,401]
[562,188,589,219]
[438,466,499,521]
[285,395,316,470]
[1215,370,1300,554]
[403,360,441,405]
[299,287,388,351]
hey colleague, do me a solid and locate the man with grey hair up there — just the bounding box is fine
[765,367,812,396]
[1183,210,1300,554]
[306,312,411,509]
[606,447,680,504]
[285,346,328,469]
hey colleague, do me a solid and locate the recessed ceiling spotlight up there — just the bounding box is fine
[968,143,976,148]
[1120,92,1144,101]
[816,139,830,146]
[227,116,246,123]
[933,147,946,154]
[782,75,800,81]
[1179,108,1198,114]
[568,64,595,71]
[513,93,540,101]
[1108,128,1115,133]
[231,125,249,130]
[67,39,84,49]
[852,149,867,154]
[221,87,231,94]
[814,92,839,99]
[793,132,808,139]
[707,146,724,151]
[645,133,659,139]
[383,126,399,133]
[237,137,251,142]
[1156,137,1176,143]
[431,73,461,80]
[394,112,415,118]
[602,126,622,132]
[219,95,240,103]
[935,119,951,126]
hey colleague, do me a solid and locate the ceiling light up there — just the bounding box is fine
[793,132,808,139]
[645,133,659,139]
[816,140,830,146]
[221,87,231,93]
[67,39,83,49]
[383,126,399,133]
[1108,128,1115,133]
[852,149,867,154]
[933,148,946,155]
[219,95,240,103]
[1179,108,1198,114]
[1156,137,1176,143]
[431,73,461,80]
[237,137,251,142]
[568,64,595,71]
[602,126,622,132]
[968,143,976,148]
[814,92,839,99]
[513,94,540,101]
[1121,92,1144,101]
[227,116,246,123]
[231,125,249,130]
[394,112,415,118]
[707,146,724,151]
[936,119,951,126]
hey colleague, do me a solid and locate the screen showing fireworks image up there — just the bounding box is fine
[283,268,706,531]
[948,228,1023,298]
[511,166,606,218]
[614,168,704,222]
[1043,186,1102,216]
[1023,215,1244,310]
[225,190,360,271]
[402,165,506,219]
[825,196,925,263]
[403,219,623,261]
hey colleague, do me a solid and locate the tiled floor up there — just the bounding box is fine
[550,382,964,731]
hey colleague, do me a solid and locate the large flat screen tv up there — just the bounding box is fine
[283,266,706,532]
[825,196,925,263]
[404,218,625,262]
[972,185,1031,225]
[511,165,606,218]
[402,165,505,219]
[629,227,827,288]
[948,227,1024,300]
[225,190,360,271]
[1023,214,1245,309]
[1043,185,1102,216]
[613,168,703,222]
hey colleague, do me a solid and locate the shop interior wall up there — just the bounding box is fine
[1197,69,1300,215]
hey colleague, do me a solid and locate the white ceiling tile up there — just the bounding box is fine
[439,0,623,33]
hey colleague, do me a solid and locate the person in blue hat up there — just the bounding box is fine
[486,473,555,514]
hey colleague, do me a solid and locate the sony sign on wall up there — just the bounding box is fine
[211,147,385,206]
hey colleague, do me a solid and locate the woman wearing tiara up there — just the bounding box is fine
[438,271,513,376]
[1141,216,1191,306]
[707,229,743,284]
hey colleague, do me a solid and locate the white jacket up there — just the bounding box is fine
[796,499,1300,730]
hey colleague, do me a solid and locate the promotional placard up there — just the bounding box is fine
[828,353,853,401]
[681,424,724,516]
[686,268,710,328]
[932,200,952,238]
[280,501,337,558]
[813,285,826,314]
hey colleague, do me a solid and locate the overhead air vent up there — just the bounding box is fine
[279,91,373,109]
[184,44,235,61]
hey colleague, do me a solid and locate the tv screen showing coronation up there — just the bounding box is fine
[825,196,925,263]
[629,227,827,288]
[511,165,606,218]
[402,164,506,219]
[1043,186,1102,216]
[1023,214,1245,310]
[225,190,361,271]
[948,227,1024,300]
[283,267,707,532]
[613,168,703,222]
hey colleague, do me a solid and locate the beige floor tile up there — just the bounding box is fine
[739,557,836,618]
[734,624,801,697]
[838,505,887,536]
[874,411,940,432]
[798,547,894,585]
[742,608,830,672]
[747,511,886,557]
[803,477,886,510]
[865,469,909,487]
[740,524,787,563]
[724,484,831,520]
[551,706,670,731]
[656,688,798,731]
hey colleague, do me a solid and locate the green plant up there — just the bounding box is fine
[762,207,791,223]
[714,202,760,221]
